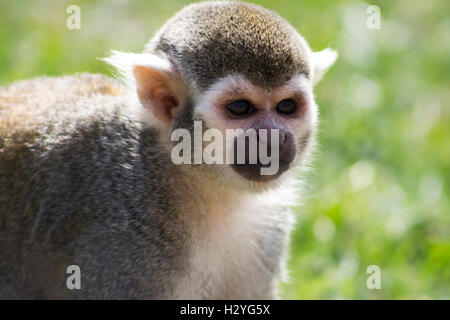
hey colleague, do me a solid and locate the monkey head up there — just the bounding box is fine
[105,1,337,191]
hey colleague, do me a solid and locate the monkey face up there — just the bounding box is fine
[192,73,317,186]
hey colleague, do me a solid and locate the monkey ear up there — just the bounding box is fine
[103,51,183,123]
[311,48,337,85]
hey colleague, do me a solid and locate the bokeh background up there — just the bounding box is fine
[1,0,448,299]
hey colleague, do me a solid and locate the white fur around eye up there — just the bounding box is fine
[194,74,256,130]
[194,73,318,132]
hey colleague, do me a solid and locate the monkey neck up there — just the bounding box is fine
[172,165,295,224]
[183,170,247,214]
[174,167,251,221]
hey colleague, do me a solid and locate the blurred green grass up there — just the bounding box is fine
[1,0,448,299]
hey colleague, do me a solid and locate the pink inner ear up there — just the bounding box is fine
[133,65,179,123]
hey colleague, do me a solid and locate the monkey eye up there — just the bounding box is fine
[276,99,297,115]
[226,100,254,116]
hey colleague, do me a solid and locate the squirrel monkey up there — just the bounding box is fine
[0,1,336,299]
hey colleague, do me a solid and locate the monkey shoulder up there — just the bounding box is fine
[0,73,126,141]
[0,73,144,196]
[0,74,173,242]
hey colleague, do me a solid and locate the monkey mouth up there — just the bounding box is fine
[231,160,291,182]
[229,125,297,182]
[230,134,296,182]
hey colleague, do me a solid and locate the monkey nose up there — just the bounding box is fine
[277,129,296,166]
[231,127,297,181]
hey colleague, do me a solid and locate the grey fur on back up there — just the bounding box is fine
[0,74,190,298]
